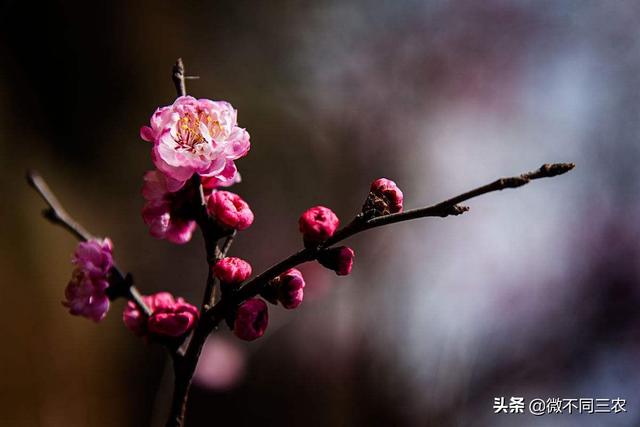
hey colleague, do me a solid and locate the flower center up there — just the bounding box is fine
[175,111,223,155]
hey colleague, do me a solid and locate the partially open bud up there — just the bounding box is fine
[265,268,305,309]
[233,298,269,341]
[123,292,199,338]
[214,257,252,285]
[299,206,339,246]
[62,238,113,322]
[318,246,355,276]
[207,191,254,230]
[362,178,403,217]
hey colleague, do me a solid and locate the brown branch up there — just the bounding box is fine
[172,58,186,98]
[205,162,575,325]
[26,170,152,316]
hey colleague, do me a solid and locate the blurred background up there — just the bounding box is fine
[1,0,639,426]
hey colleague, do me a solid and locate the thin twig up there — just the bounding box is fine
[26,170,152,316]
[220,231,236,258]
[172,58,186,98]
[27,170,93,242]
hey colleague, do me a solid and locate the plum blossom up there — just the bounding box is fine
[140,96,250,185]
[123,292,199,337]
[62,238,113,322]
[207,191,254,230]
[142,170,197,244]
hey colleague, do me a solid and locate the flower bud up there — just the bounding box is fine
[298,206,339,245]
[233,298,268,341]
[318,246,355,276]
[123,292,199,338]
[363,178,403,216]
[214,257,252,285]
[207,191,254,230]
[271,268,305,309]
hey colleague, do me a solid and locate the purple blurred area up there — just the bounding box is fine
[2,1,640,426]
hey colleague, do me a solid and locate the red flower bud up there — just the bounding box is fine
[363,178,404,216]
[318,246,355,276]
[274,268,305,309]
[213,257,252,285]
[207,191,254,230]
[233,298,269,341]
[299,206,339,245]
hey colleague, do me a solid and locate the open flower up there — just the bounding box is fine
[62,238,113,322]
[140,96,250,185]
[142,170,197,244]
[123,292,199,337]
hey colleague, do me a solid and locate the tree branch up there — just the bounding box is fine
[206,162,575,324]
[26,170,152,316]
[172,58,186,98]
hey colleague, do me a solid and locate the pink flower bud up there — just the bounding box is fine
[214,257,252,284]
[62,239,113,322]
[363,178,404,216]
[298,206,339,244]
[207,191,254,230]
[275,268,305,309]
[123,292,199,338]
[318,246,355,276]
[233,298,268,341]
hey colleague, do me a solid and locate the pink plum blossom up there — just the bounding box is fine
[140,96,250,185]
[318,246,355,276]
[206,191,254,230]
[142,170,197,244]
[233,298,268,341]
[214,257,252,285]
[299,206,339,244]
[62,238,113,322]
[123,292,199,337]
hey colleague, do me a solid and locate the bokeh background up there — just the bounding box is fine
[2,1,640,426]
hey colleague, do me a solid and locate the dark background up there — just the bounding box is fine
[2,1,640,426]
